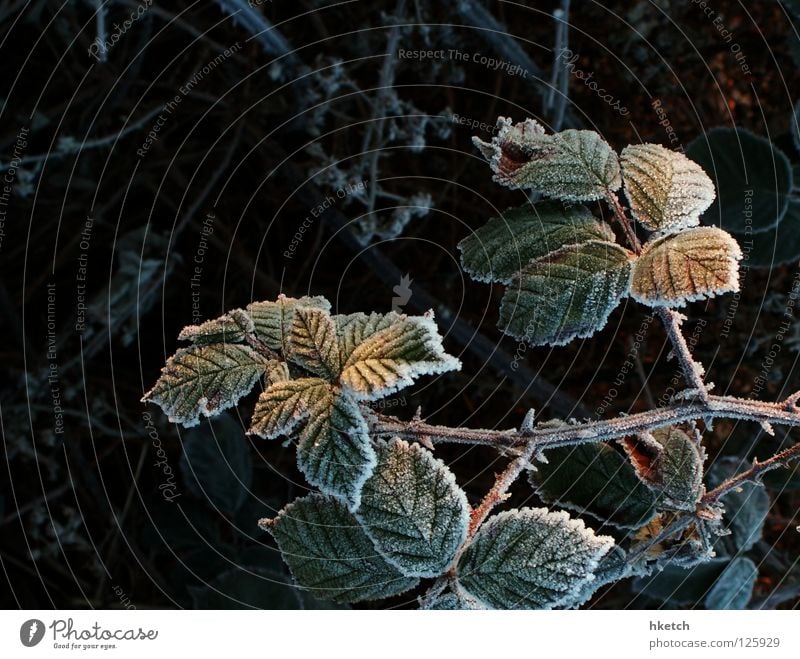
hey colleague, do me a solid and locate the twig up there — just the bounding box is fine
[445,413,540,576]
[363,0,406,220]
[545,0,571,131]
[370,393,800,449]
[0,106,164,170]
[467,437,539,537]
[702,442,800,504]
[116,0,250,61]
[94,0,108,63]
[212,0,299,59]
[656,308,710,401]
[605,190,641,254]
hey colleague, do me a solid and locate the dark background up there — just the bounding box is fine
[1,0,799,609]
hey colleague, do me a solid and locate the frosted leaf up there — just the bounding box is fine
[267,493,419,604]
[286,307,340,378]
[339,312,461,401]
[499,240,633,346]
[630,227,742,307]
[356,438,469,577]
[458,202,616,284]
[177,308,254,344]
[457,507,615,609]
[624,427,704,511]
[567,546,631,608]
[620,143,716,232]
[334,311,404,363]
[704,557,757,610]
[421,590,485,610]
[142,344,268,427]
[248,378,329,439]
[530,443,657,529]
[473,118,622,201]
[247,294,331,352]
[296,386,376,509]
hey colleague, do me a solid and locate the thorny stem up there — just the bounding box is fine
[656,308,710,402]
[605,190,642,254]
[467,439,540,538]
[431,436,540,599]
[605,190,710,400]
[702,441,800,504]
[370,393,800,449]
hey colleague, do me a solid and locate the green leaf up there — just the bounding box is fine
[620,143,716,232]
[286,307,340,378]
[247,294,331,352]
[248,377,329,439]
[338,312,460,401]
[178,309,254,344]
[568,545,632,608]
[686,127,793,234]
[704,557,757,610]
[458,202,616,284]
[530,443,658,529]
[296,386,376,509]
[630,227,742,307]
[142,343,268,427]
[457,507,615,609]
[742,198,800,268]
[267,494,419,604]
[499,240,633,346]
[626,428,704,511]
[707,458,769,555]
[473,118,622,201]
[181,413,252,513]
[356,439,469,577]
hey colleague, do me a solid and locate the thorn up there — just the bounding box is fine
[413,406,424,422]
[520,409,536,435]
[418,434,435,451]
[785,391,800,411]
[760,420,775,436]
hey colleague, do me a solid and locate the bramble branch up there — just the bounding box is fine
[467,435,539,537]
[604,189,711,401]
[656,307,710,402]
[702,441,800,503]
[369,393,800,450]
